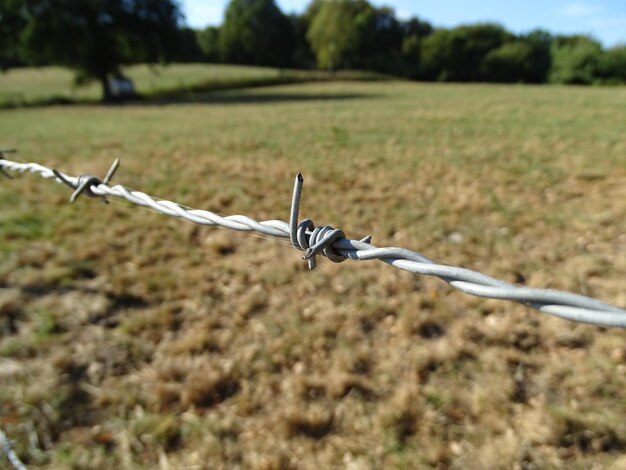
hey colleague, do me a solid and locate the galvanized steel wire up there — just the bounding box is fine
[1,155,625,328]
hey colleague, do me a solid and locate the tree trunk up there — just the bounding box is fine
[100,73,113,102]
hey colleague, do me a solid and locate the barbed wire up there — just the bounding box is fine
[0,427,27,470]
[1,153,625,328]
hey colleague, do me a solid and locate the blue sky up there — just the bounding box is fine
[182,0,626,46]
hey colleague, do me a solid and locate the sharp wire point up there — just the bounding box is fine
[103,158,120,184]
[289,172,305,250]
[53,159,120,202]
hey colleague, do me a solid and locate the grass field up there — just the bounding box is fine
[0,79,625,469]
[0,64,296,107]
[0,64,387,108]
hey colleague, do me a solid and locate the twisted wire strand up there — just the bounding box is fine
[1,157,625,328]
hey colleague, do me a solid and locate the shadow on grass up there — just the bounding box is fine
[138,90,377,106]
[0,71,390,110]
[0,94,76,110]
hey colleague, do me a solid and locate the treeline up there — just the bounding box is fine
[2,0,625,88]
[193,0,626,85]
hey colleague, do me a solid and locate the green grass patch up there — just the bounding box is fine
[0,212,48,240]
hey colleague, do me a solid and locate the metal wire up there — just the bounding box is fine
[0,427,27,470]
[1,156,625,328]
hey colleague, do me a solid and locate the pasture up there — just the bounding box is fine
[0,64,384,108]
[0,76,625,469]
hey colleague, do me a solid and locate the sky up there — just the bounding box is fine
[181,0,626,46]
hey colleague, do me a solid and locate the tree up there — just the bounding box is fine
[17,0,183,101]
[420,23,511,81]
[175,27,205,63]
[219,0,294,67]
[356,6,405,74]
[289,14,315,69]
[549,35,602,84]
[483,31,552,84]
[598,45,626,83]
[400,16,434,78]
[483,41,533,82]
[307,0,373,70]
[197,26,220,62]
[520,30,553,83]
[303,0,325,23]
[0,0,27,69]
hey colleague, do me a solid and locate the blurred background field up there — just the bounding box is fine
[1,79,626,469]
[0,64,389,109]
[0,64,306,108]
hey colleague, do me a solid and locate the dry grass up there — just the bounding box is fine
[0,81,625,469]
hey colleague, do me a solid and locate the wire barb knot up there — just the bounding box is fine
[289,173,370,270]
[52,158,119,203]
[295,219,346,269]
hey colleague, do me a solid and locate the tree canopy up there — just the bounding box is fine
[420,23,512,81]
[549,35,603,84]
[14,0,183,100]
[483,31,552,84]
[197,26,220,63]
[4,0,626,89]
[219,0,294,67]
[0,0,26,69]
[598,45,626,83]
[307,0,371,70]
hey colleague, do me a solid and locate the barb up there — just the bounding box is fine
[289,173,372,269]
[0,427,27,470]
[1,156,625,328]
[290,173,347,269]
[52,158,119,203]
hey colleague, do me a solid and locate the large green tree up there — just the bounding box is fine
[219,0,293,67]
[393,16,433,78]
[482,31,552,83]
[598,45,626,83]
[356,7,405,74]
[197,26,220,62]
[420,23,511,81]
[16,0,183,101]
[175,27,205,63]
[549,35,603,84]
[306,0,373,70]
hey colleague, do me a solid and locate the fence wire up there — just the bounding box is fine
[1,154,625,328]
